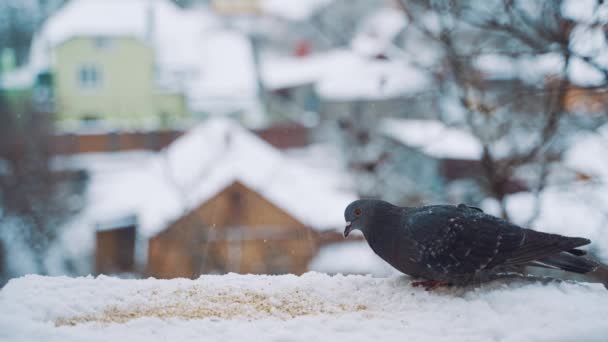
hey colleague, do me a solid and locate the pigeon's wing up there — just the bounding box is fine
[405,205,590,277]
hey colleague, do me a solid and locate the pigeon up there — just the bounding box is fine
[344,199,608,289]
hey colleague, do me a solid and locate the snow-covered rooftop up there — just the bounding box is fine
[260,0,333,21]
[351,7,407,57]
[25,0,203,79]
[59,118,355,239]
[2,274,608,341]
[261,49,431,100]
[380,118,483,160]
[473,52,607,87]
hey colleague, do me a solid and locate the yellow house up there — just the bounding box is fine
[3,0,262,129]
[54,36,186,128]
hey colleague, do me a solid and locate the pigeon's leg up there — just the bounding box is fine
[411,280,450,291]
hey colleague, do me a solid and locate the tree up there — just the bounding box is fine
[314,0,607,218]
[391,0,608,219]
[0,90,82,282]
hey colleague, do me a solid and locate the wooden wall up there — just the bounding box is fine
[52,130,183,155]
[147,181,320,278]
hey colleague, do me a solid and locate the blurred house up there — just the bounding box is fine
[147,181,320,277]
[379,118,530,204]
[0,0,262,129]
[259,6,435,130]
[56,118,355,277]
[378,118,485,204]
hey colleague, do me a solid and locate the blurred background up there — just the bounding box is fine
[0,0,607,285]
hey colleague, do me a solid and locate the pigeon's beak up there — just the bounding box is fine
[344,221,353,238]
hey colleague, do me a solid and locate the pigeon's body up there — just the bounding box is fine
[344,200,608,288]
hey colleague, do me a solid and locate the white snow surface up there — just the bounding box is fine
[262,49,430,99]
[261,0,333,21]
[380,118,483,160]
[1,273,608,342]
[351,7,407,57]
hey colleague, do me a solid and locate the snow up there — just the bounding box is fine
[28,0,187,74]
[0,67,37,90]
[351,7,407,57]
[380,118,483,160]
[261,53,328,90]
[562,0,608,24]
[309,240,398,276]
[473,53,606,87]
[262,50,430,100]
[2,273,608,341]
[564,124,608,180]
[316,51,430,100]
[183,29,263,125]
[261,0,333,21]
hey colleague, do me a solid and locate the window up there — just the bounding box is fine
[81,114,102,127]
[78,65,102,89]
[94,37,113,50]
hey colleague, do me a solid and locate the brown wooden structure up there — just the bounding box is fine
[147,181,320,278]
[95,216,137,275]
[52,130,183,155]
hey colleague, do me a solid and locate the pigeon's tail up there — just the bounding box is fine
[538,253,608,289]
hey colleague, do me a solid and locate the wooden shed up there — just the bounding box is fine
[147,181,320,279]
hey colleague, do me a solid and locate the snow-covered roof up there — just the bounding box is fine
[61,118,355,239]
[26,0,200,78]
[351,7,407,57]
[561,0,608,24]
[473,52,607,87]
[261,49,431,100]
[380,118,483,160]
[184,29,263,125]
[4,274,608,341]
[261,0,333,21]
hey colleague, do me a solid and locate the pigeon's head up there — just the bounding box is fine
[344,199,390,238]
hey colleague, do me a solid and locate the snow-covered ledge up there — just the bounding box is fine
[1,273,607,341]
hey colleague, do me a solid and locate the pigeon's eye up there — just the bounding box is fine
[354,208,362,216]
